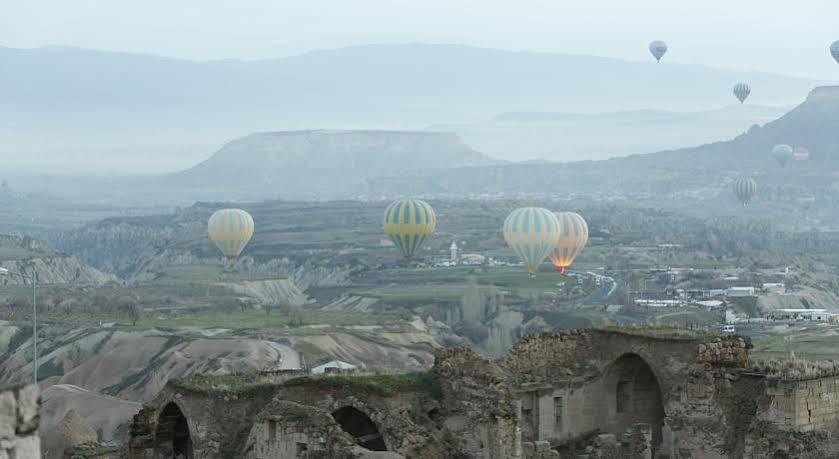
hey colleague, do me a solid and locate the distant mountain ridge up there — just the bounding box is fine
[0,43,824,172]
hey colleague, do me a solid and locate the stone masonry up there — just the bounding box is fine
[126,329,839,458]
[0,384,41,458]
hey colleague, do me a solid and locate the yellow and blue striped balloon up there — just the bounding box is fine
[549,212,589,273]
[208,208,255,260]
[503,207,561,274]
[383,199,436,261]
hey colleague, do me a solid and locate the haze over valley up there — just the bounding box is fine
[5,2,839,458]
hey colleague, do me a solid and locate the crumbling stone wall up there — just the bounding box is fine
[433,347,521,458]
[131,329,839,458]
[241,400,357,458]
[499,331,753,458]
[129,389,274,458]
[760,375,839,431]
[0,384,40,458]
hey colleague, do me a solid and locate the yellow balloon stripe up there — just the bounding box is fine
[208,208,255,259]
[383,199,436,260]
[503,207,560,273]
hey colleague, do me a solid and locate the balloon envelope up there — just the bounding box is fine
[733,83,751,103]
[503,207,561,273]
[649,40,668,62]
[208,209,255,260]
[831,40,839,63]
[733,177,757,206]
[549,212,589,273]
[771,144,793,167]
[383,198,436,261]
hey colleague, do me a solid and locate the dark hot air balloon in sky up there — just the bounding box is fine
[733,83,751,104]
[733,177,757,207]
[649,40,668,62]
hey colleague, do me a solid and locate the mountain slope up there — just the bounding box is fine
[369,86,839,218]
[0,44,824,172]
[430,104,789,162]
[168,129,497,199]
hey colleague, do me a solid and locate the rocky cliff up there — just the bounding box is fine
[0,235,115,286]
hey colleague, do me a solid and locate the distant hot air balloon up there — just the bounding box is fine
[733,83,751,104]
[649,41,668,63]
[383,198,436,262]
[771,144,793,167]
[733,177,757,207]
[208,209,255,261]
[503,207,561,274]
[549,212,589,273]
[831,40,839,63]
[793,147,810,161]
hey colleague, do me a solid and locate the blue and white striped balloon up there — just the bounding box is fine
[503,207,561,274]
[733,177,757,207]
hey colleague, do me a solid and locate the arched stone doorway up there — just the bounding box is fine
[154,402,193,459]
[604,353,665,450]
[332,406,387,451]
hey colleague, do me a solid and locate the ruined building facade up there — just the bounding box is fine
[128,330,838,458]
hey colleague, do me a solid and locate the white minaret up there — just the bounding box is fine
[450,241,459,265]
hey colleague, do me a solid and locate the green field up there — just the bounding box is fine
[39,307,393,330]
[334,265,574,306]
[751,327,839,360]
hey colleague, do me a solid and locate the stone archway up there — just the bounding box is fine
[154,402,193,459]
[604,353,665,450]
[331,406,387,451]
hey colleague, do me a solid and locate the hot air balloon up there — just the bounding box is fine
[549,212,589,273]
[793,147,810,161]
[503,207,561,275]
[733,177,757,207]
[831,40,839,63]
[649,40,668,63]
[208,209,255,261]
[383,198,436,262]
[733,83,751,104]
[771,144,793,167]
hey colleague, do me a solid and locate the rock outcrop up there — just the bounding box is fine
[42,409,97,459]
[0,384,41,458]
[0,234,115,286]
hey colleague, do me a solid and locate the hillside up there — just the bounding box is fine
[0,44,822,173]
[168,130,497,200]
[430,104,789,162]
[0,235,115,286]
[370,86,839,220]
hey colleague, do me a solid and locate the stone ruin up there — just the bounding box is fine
[109,329,839,457]
[0,383,40,458]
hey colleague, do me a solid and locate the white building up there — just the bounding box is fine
[311,360,358,374]
[726,287,756,297]
[767,309,833,322]
[725,309,739,324]
[450,241,459,265]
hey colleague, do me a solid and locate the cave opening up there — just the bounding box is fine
[605,353,665,450]
[332,406,388,451]
[154,402,193,459]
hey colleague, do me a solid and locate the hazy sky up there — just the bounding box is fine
[2,0,838,79]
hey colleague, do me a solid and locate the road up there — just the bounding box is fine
[265,340,302,370]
